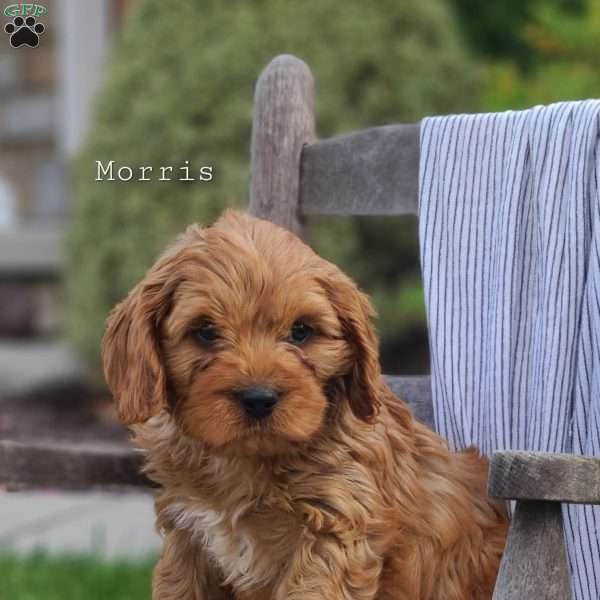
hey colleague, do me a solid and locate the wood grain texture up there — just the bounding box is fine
[300,123,420,216]
[249,54,315,236]
[0,439,154,491]
[385,375,433,428]
[492,500,572,600]
[489,451,600,504]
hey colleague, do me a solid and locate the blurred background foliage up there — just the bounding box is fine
[481,1,597,110]
[67,0,479,374]
[67,0,593,377]
[451,0,583,66]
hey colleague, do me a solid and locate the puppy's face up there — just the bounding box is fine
[102,211,381,456]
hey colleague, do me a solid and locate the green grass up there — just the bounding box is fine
[0,552,155,600]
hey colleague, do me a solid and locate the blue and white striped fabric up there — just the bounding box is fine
[418,100,600,600]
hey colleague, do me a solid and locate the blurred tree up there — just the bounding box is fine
[449,0,583,66]
[67,0,480,371]
[451,0,537,64]
[481,0,599,110]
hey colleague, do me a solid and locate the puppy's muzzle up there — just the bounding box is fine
[233,386,279,420]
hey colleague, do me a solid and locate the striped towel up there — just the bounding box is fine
[418,100,600,600]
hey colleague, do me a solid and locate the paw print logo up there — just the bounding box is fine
[4,16,45,48]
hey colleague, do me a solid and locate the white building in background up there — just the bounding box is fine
[57,0,112,158]
[0,0,131,336]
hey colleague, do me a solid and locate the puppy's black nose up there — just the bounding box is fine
[234,386,279,420]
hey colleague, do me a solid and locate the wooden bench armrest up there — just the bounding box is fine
[489,450,600,505]
[0,439,155,491]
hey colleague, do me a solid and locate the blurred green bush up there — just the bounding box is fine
[448,0,584,67]
[482,0,598,110]
[67,0,480,369]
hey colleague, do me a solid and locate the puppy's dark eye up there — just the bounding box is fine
[191,321,219,345]
[288,321,313,345]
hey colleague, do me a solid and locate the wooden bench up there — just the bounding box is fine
[2,54,599,599]
[249,54,599,600]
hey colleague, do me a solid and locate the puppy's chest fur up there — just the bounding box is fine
[162,472,307,591]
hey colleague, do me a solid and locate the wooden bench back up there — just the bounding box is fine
[249,55,420,227]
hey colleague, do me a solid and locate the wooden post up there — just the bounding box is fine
[492,501,572,600]
[249,54,316,236]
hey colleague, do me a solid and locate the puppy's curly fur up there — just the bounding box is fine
[102,210,508,600]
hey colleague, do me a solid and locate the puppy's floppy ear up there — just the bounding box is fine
[101,225,203,424]
[318,268,382,422]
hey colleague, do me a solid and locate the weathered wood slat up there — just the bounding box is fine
[492,500,572,600]
[489,451,600,504]
[0,439,153,491]
[385,375,433,428]
[300,123,420,216]
[249,54,315,236]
